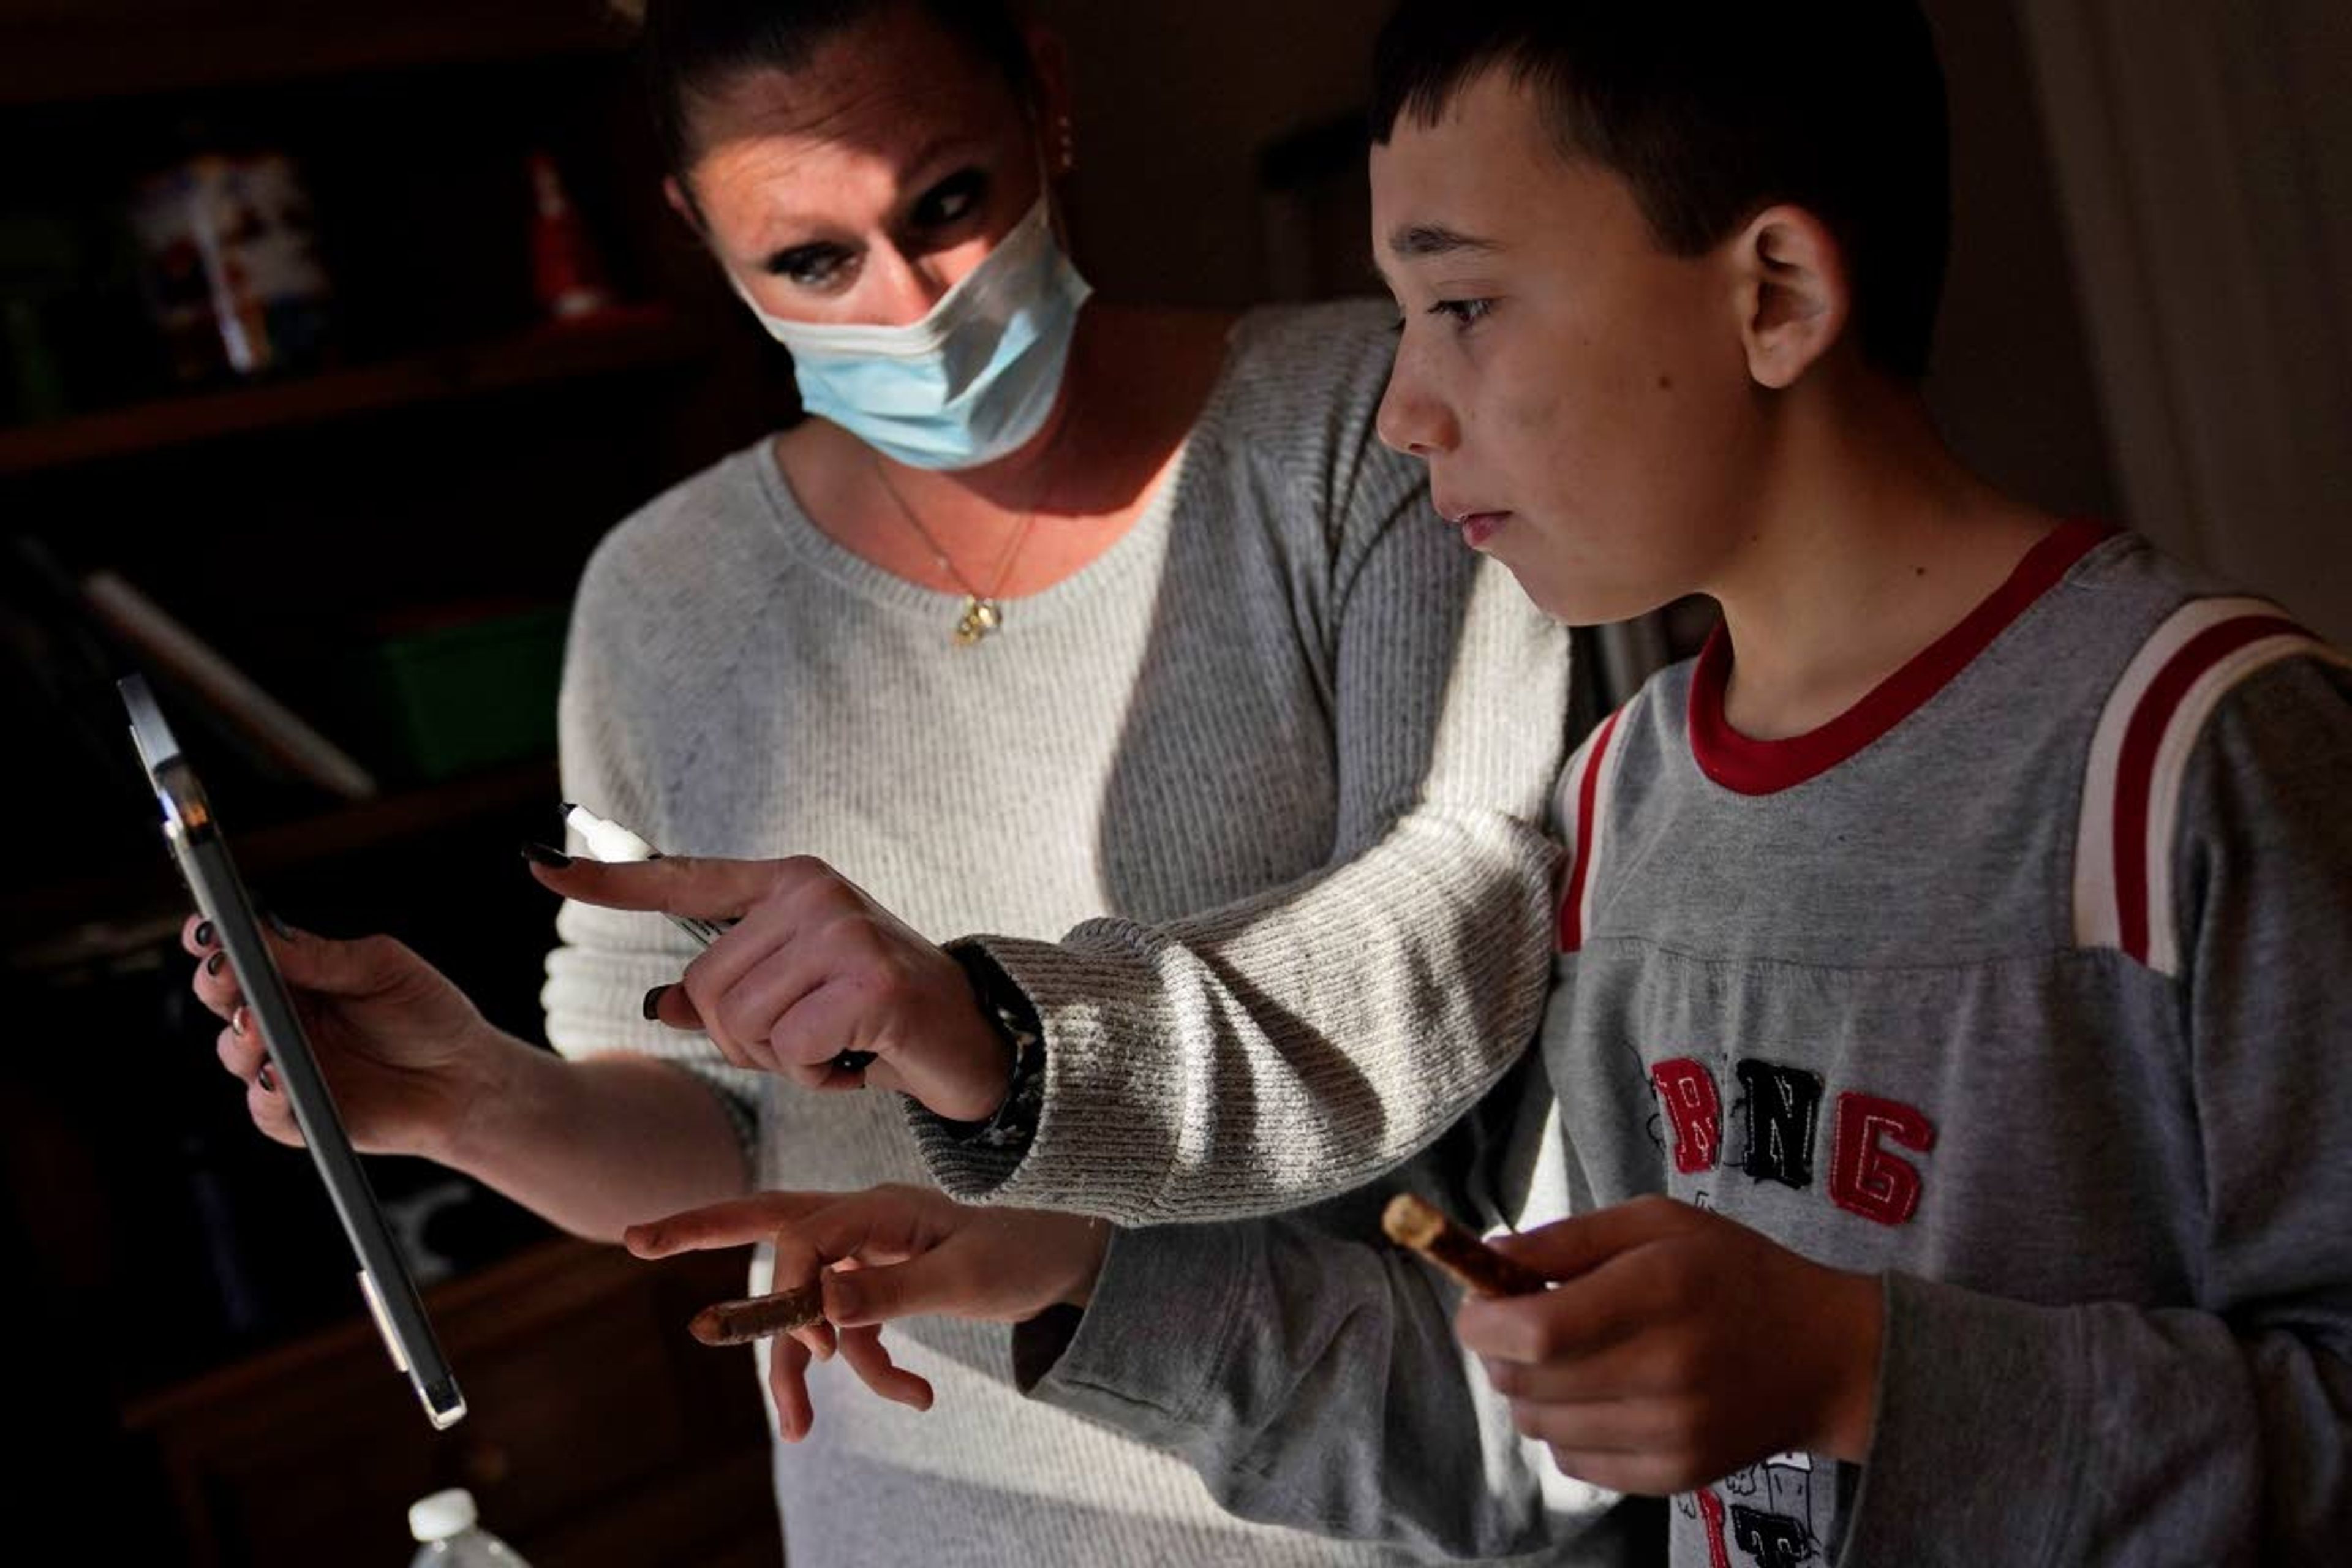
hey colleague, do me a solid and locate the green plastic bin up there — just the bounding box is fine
[363,605,567,781]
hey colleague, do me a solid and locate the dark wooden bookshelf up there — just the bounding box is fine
[2,9,791,1560]
[1,757,560,967]
[0,305,693,478]
[0,0,629,108]
[123,1236,784,1568]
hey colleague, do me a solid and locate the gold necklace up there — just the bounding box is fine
[872,459,1035,644]
[868,423,1069,646]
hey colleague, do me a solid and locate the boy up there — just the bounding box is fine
[621,2,2352,1561]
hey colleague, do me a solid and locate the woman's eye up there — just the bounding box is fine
[913,170,989,230]
[769,244,856,290]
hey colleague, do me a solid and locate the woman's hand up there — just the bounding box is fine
[624,1184,1110,1440]
[1454,1196,1884,1497]
[184,914,506,1161]
[529,854,1017,1121]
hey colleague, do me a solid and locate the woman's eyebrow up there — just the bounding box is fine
[745,133,996,262]
[897,133,992,187]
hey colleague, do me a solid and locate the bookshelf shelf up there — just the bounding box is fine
[239,755,559,871]
[0,305,693,479]
[2,756,558,963]
[0,1,628,108]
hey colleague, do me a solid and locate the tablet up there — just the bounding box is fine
[120,674,466,1430]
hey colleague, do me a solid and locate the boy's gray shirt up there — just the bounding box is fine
[1033,528,2352,1565]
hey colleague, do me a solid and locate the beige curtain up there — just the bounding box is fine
[2015,0,2352,642]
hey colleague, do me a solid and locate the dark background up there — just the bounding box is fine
[1,1,2341,1562]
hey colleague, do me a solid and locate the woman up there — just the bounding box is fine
[186,1,1570,1562]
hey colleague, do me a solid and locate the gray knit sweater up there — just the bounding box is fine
[540,301,1575,1567]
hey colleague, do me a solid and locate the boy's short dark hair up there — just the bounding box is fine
[1371,1,1951,382]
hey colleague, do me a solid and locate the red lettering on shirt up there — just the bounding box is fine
[1650,1058,1723,1174]
[1828,1091,1937,1227]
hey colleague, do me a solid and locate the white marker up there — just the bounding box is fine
[557,802,875,1073]
[562,802,728,946]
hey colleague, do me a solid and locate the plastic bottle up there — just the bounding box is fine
[407,1489,532,1567]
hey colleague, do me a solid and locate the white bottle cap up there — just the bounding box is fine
[409,1488,479,1542]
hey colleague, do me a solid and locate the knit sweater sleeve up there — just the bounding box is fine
[1018,1072,1645,1559]
[915,304,1572,1223]
[538,500,766,1160]
[1842,654,2352,1563]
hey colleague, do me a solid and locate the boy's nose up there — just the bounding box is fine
[1376,364,1458,458]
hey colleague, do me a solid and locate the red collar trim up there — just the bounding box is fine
[1689,519,2113,796]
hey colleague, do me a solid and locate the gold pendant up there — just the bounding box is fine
[953,597,1002,646]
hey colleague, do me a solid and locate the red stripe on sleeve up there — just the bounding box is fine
[1557,709,1624,952]
[2110,615,2304,963]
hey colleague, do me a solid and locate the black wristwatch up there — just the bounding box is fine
[946,942,1047,1150]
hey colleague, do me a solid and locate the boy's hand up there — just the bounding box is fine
[530,854,1015,1120]
[1455,1196,1883,1496]
[624,1185,1109,1441]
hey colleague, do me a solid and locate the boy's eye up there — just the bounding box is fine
[1430,298,1494,331]
[770,243,858,291]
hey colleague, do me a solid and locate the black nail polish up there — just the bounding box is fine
[641,985,669,1022]
[521,842,573,869]
[195,919,214,948]
[205,951,226,976]
[257,1061,277,1093]
[262,909,294,940]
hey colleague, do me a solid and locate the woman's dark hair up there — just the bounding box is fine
[642,0,1036,179]
[1371,1,1951,382]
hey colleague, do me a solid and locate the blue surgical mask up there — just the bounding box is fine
[733,195,1093,471]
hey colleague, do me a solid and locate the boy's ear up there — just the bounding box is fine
[1732,205,1850,391]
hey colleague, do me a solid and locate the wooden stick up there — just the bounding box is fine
[688,1283,826,1347]
[1381,1193,1549,1298]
